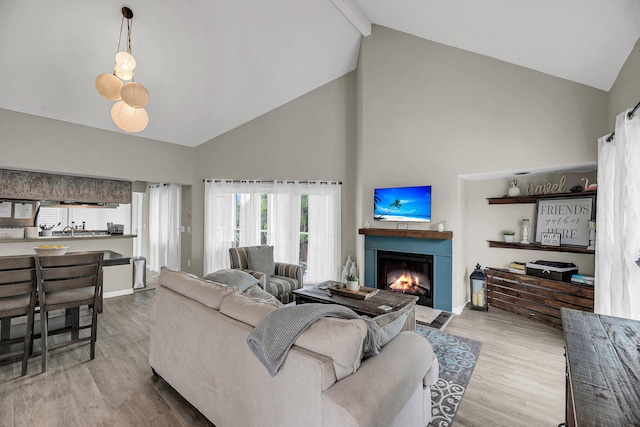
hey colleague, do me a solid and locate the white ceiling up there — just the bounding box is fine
[0,0,639,148]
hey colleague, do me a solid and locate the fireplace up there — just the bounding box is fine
[377,250,433,307]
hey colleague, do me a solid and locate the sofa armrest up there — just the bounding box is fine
[274,262,304,286]
[321,331,436,427]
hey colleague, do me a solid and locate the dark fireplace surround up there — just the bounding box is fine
[377,250,433,307]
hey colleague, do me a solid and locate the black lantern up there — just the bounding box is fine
[470,263,488,311]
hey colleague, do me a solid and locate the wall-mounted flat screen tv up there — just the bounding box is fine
[374,185,432,222]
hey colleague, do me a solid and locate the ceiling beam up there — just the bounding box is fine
[331,0,371,37]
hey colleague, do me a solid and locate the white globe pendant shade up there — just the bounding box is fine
[111,101,148,132]
[95,73,123,100]
[115,51,136,70]
[114,64,133,81]
[121,82,150,108]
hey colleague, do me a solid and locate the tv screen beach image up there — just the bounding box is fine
[374,186,432,222]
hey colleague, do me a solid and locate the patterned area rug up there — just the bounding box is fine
[416,327,482,427]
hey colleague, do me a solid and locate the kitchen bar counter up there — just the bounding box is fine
[0,237,134,297]
[0,234,136,244]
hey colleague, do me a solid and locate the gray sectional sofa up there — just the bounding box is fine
[149,267,439,427]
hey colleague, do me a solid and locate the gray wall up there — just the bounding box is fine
[357,26,609,310]
[191,72,358,277]
[609,37,640,127]
[0,108,194,185]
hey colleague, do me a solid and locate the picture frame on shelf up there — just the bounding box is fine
[540,232,561,247]
[535,195,596,247]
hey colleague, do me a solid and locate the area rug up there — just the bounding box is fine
[416,327,482,427]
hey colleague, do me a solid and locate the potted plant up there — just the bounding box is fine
[503,230,516,243]
[508,179,521,197]
[346,274,359,291]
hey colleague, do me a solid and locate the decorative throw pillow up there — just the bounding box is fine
[374,311,409,347]
[243,284,283,307]
[203,269,260,292]
[246,246,275,276]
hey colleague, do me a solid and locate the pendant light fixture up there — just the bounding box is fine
[95,7,150,132]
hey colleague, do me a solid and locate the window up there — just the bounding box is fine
[36,205,131,232]
[204,180,340,282]
[230,192,308,267]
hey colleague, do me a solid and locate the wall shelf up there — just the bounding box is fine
[487,240,594,254]
[487,190,597,205]
[359,228,452,240]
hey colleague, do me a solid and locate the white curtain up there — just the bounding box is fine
[595,109,640,321]
[238,180,263,247]
[269,180,301,264]
[204,180,235,275]
[304,181,341,283]
[148,183,181,272]
[203,179,341,282]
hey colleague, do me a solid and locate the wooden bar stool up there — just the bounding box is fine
[36,252,103,373]
[0,255,38,377]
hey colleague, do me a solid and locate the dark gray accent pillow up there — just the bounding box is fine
[203,269,260,292]
[246,246,275,276]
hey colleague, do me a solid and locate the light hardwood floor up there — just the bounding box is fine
[0,291,565,426]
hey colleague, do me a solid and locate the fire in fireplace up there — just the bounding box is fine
[377,250,433,307]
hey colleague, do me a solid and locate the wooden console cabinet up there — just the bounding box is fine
[485,268,593,329]
[561,308,640,426]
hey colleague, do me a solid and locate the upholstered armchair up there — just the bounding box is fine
[228,245,304,304]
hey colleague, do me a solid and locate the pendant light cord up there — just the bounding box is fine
[115,15,133,55]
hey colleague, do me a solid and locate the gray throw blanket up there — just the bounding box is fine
[247,303,382,376]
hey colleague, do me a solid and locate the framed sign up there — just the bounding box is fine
[535,196,596,247]
[0,200,37,227]
[540,232,561,246]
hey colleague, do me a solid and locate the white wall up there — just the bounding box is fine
[358,26,609,311]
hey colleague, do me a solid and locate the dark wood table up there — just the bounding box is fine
[293,282,418,331]
[561,308,640,426]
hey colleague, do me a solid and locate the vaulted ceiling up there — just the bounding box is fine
[1,1,639,147]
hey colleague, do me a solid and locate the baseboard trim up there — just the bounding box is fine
[104,289,134,299]
[452,302,467,315]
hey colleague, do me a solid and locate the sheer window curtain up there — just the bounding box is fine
[204,180,235,275]
[238,180,263,247]
[269,180,301,264]
[595,110,640,321]
[304,181,341,283]
[148,183,181,272]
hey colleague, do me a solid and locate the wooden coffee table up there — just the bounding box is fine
[293,282,418,331]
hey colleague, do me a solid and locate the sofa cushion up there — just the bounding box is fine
[159,267,235,310]
[246,246,275,276]
[294,317,368,381]
[219,290,281,327]
[203,269,260,292]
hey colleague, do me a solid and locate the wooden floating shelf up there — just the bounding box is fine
[487,240,594,255]
[487,190,597,205]
[359,228,453,240]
